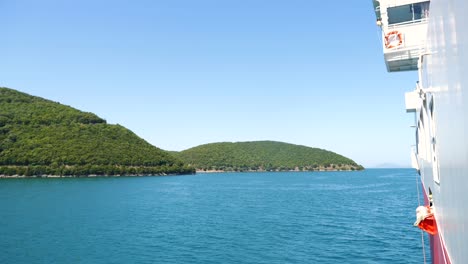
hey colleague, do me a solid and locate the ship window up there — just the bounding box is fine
[415,129,419,154]
[388,1,430,25]
[419,111,424,126]
[429,98,434,117]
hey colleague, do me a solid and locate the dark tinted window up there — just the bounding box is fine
[388,1,430,25]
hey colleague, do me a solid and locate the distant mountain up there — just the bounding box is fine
[175,141,364,172]
[0,87,194,177]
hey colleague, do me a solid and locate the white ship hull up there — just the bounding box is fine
[415,0,468,263]
[373,0,468,262]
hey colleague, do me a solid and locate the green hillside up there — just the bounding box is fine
[175,141,364,172]
[0,87,194,177]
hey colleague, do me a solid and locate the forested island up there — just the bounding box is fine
[0,88,363,177]
[174,141,364,172]
[0,88,194,177]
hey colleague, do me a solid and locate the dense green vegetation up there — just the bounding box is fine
[175,141,364,172]
[0,87,194,176]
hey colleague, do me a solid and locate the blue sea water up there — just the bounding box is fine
[0,169,430,264]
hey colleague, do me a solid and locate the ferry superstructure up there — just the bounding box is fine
[372,0,468,263]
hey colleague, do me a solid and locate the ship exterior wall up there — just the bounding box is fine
[419,0,468,263]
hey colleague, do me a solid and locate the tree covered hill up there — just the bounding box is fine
[175,141,364,172]
[0,87,194,176]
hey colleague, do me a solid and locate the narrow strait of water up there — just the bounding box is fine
[0,169,430,264]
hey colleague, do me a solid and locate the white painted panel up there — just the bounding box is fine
[420,0,468,262]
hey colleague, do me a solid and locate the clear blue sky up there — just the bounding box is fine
[0,0,417,168]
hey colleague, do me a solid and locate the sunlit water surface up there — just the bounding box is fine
[0,169,430,263]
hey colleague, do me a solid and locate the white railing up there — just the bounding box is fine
[388,18,429,29]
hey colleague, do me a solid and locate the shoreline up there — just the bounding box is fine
[0,168,363,178]
[196,168,363,173]
[0,173,194,179]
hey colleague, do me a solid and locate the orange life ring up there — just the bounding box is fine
[385,31,403,49]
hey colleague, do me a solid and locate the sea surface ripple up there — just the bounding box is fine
[0,169,430,263]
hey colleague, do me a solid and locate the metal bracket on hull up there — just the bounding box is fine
[406,52,434,112]
[418,52,433,86]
